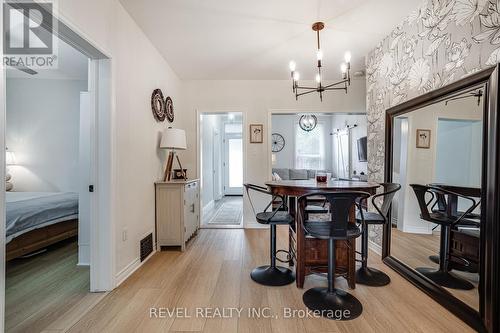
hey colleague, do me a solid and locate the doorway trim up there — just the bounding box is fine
[196,109,247,227]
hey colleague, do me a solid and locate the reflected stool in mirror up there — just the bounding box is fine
[410,184,475,290]
[355,183,401,286]
[244,183,295,286]
[298,191,370,320]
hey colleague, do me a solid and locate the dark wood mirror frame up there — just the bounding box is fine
[383,65,500,333]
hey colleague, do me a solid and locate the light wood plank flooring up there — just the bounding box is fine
[5,238,98,333]
[391,228,479,311]
[68,228,474,333]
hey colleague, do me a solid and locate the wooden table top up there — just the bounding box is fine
[265,179,380,193]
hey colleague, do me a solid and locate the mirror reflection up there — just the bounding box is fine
[391,87,483,311]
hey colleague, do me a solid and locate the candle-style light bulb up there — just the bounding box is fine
[344,51,351,63]
[289,61,296,72]
[316,50,323,61]
[293,71,300,81]
[341,63,347,73]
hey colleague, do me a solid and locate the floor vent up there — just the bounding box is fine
[140,233,153,262]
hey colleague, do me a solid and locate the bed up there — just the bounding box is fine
[6,192,79,261]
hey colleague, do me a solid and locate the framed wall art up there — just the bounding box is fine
[416,129,431,149]
[249,124,263,143]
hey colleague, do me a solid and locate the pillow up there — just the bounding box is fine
[289,169,308,180]
[272,168,290,180]
[272,172,282,181]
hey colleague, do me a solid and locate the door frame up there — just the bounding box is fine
[222,126,243,195]
[196,110,246,226]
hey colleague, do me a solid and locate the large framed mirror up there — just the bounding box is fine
[383,65,500,333]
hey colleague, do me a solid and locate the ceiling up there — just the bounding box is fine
[120,0,418,80]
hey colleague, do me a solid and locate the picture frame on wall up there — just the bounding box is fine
[250,124,263,143]
[416,129,431,149]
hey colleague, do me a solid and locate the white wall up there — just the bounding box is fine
[200,114,219,210]
[6,78,88,192]
[56,0,183,281]
[181,78,366,227]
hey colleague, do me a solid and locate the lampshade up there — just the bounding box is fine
[6,150,16,165]
[160,127,187,150]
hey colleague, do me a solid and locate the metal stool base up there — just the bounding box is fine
[250,265,295,286]
[303,287,362,320]
[355,266,390,287]
[416,267,474,290]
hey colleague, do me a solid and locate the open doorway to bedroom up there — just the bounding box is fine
[4,35,92,332]
[199,112,244,228]
[2,10,112,330]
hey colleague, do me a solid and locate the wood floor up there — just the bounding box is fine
[67,228,474,333]
[391,228,480,311]
[5,238,103,333]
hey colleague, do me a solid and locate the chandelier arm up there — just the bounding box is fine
[295,85,320,90]
[323,87,348,92]
[322,79,349,89]
[296,89,319,97]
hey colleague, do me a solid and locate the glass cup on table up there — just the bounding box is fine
[315,171,328,183]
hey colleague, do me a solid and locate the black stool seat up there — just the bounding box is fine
[256,211,294,225]
[304,221,362,240]
[356,211,384,224]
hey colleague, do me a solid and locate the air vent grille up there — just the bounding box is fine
[140,233,153,262]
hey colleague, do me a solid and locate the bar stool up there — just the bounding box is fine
[244,183,295,286]
[410,184,476,290]
[298,191,370,320]
[355,183,401,286]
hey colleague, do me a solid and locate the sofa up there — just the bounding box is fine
[272,168,334,180]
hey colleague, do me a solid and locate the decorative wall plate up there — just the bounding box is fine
[151,89,166,122]
[165,96,174,123]
[271,133,285,152]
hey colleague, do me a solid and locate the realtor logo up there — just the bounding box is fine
[3,0,58,69]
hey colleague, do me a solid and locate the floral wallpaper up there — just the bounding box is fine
[366,0,499,245]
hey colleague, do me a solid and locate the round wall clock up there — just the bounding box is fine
[165,96,174,123]
[271,133,285,152]
[151,89,166,122]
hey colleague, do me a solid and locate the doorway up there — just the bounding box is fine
[199,112,244,228]
[0,5,113,332]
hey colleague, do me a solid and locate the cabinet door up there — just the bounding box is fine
[184,182,198,240]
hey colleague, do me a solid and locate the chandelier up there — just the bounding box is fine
[289,22,352,102]
[299,115,317,132]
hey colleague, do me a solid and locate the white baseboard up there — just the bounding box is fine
[114,248,156,288]
[202,200,214,215]
[368,240,382,255]
[402,226,432,235]
[78,244,90,266]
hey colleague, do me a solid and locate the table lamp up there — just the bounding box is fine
[160,127,187,181]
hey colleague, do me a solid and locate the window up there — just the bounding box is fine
[295,123,325,170]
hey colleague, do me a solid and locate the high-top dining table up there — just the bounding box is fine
[265,179,380,289]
